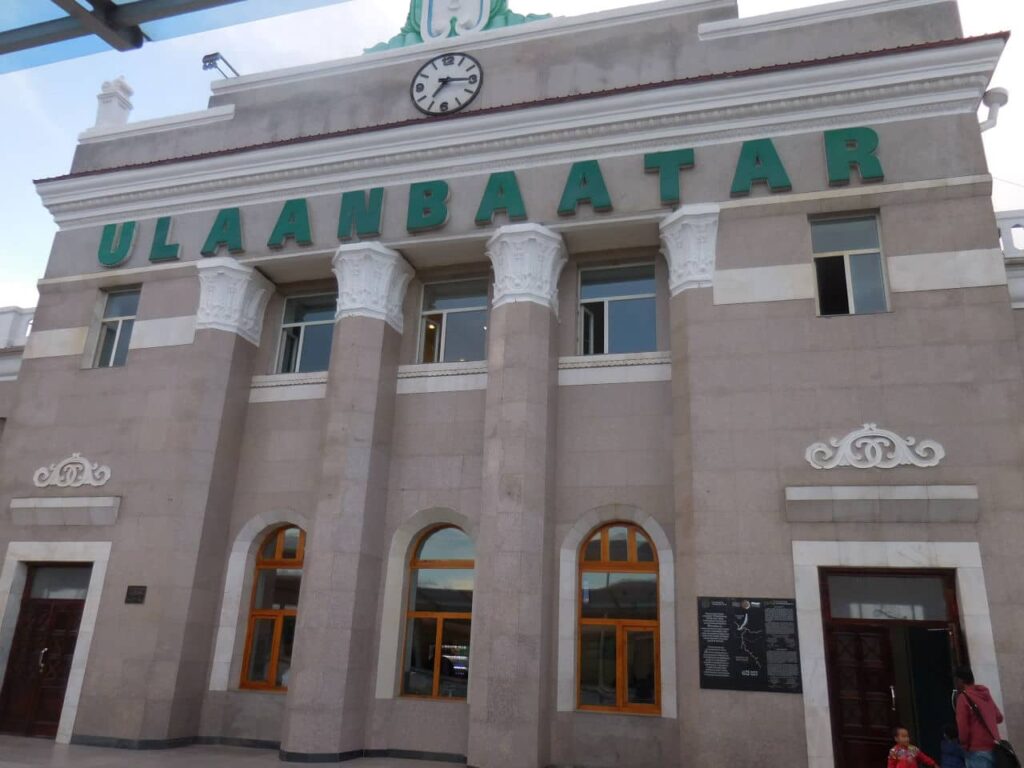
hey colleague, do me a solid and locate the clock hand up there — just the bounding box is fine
[432,77,451,97]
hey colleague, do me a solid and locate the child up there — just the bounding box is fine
[940,724,966,768]
[889,726,938,768]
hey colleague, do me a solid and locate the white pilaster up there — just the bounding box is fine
[332,242,414,333]
[487,223,568,313]
[659,203,720,296]
[94,77,133,129]
[195,257,274,346]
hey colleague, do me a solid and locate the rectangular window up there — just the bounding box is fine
[277,295,336,374]
[579,264,656,355]
[94,289,140,368]
[811,216,888,317]
[419,280,489,364]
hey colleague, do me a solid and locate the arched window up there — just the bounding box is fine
[403,525,474,699]
[241,525,305,690]
[578,522,659,713]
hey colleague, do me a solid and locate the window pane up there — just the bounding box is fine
[581,302,605,355]
[112,319,133,367]
[404,617,437,696]
[254,569,302,610]
[811,217,879,253]
[276,615,296,688]
[424,280,488,311]
[281,527,301,560]
[627,630,657,705]
[827,574,948,621]
[608,526,629,562]
[246,618,276,683]
[438,619,471,699]
[579,625,617,707]
[283,295,336,324]
[297,323,333,373]
[278,326,301,373]
[583,534,601,562]
[636,532,654,563]
[418,527,474,561]
[261,533,278,560]
[815,256,850,316]
[96,322,118,367]
[581,265,655,300]
[29,566,91,600]
[442,309,487,363]
[104,290,140,319]
[608,297,656,354]
[850,252,887,315]
[411,569,474,613]
[581,572,657,620]
[421,314,442,363]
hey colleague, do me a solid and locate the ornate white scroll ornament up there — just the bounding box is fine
[805,424,945,470]
[33,453,111,488]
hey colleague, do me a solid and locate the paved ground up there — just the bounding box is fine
[0,737,459,768]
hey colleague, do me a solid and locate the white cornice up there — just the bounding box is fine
[698,0,948,40]
[36,38,1003,229]
[209,0,734,96]
[78,105,235,145]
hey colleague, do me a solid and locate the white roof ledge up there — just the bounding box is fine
[699,0,951,40]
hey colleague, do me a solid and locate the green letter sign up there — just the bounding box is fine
[338,188,385,240]
[558,160,613,216]
[268,199,313,249]
[201,208,245,256]
[407,180,450,233]
[97,221,137,267]
[149,217,180,263]
[475,171,527,225]
[730,139,792,197]
[824,127,884,187]
[644,149,695,207]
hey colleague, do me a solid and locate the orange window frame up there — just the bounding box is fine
[402,525,474,700]
[240,526,305,692]
[577,523,660,715]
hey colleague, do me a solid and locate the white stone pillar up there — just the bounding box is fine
[659,203,721,295]
[467,223,566,768]
[195,257,273,345]
[94,76,133,129]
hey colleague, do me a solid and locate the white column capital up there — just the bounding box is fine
[659,203,720,296]
[196,257,274,346]
[333,242,414,333]
[487,223,567,314]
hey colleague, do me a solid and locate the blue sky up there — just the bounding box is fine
[1,0,1020,309]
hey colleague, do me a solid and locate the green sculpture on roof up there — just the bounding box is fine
[367,0,550,52]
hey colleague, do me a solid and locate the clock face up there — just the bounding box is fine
[411,53,483,116]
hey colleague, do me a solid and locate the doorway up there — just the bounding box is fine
[0,564,92,738]
[821,569,965,768]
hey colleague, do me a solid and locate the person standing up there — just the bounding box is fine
[955,666,1005,768]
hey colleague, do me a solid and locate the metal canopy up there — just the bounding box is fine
[0,0,351,73]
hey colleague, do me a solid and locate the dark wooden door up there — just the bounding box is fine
[0,581,85,737]
[827,626,898,768]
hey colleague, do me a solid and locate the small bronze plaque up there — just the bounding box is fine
[125,586,147,605]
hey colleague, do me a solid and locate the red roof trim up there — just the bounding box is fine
[39,31,1009,184]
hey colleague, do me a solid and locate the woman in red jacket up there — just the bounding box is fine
[954,666,1005,768]
[889,726,939,768]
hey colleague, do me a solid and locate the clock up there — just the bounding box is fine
[411,53,483,116]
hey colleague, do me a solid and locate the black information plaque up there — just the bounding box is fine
[125,586,147,605]
[698,596,802,693]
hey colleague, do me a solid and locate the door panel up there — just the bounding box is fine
[0,566,88,738]
[828,626,897,768]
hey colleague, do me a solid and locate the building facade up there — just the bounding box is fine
[0,1,1020,766]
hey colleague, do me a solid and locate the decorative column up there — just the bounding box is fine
[659,203,720,766]
[280,243,412,761]
[195,256,274,344]
[467,224,566,768]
